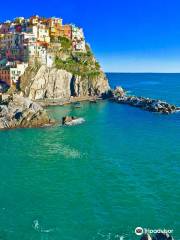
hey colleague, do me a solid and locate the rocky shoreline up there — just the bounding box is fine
[0,85,179,130]
[0,92,104,130]
[112,87,180,114]
[0,94,54,130]
[35,96,102,107]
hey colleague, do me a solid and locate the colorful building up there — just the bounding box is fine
[0,15,86,86]
[10,62,28,83]
[37,24,50,43]
[59,25,72,39]
[72,25,86,52]
[0,61,28,85]
[0,23,10,34]
[30,16,39,25]
[0,69,11,85]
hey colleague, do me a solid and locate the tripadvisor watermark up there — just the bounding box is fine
[135,227,173,236]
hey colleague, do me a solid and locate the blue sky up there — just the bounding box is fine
[1,0,180,72]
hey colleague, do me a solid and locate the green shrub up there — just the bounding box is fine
[58,36,72,49]
[55,51,101,77]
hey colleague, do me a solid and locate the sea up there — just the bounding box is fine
[0,73,179,240]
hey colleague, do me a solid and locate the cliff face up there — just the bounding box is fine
[21,65,110,101]
[25,67,72,100]
[19,36,110,101]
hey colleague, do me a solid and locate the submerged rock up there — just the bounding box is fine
[0,94,53,129]
[112,87,179,114]
[141,234,152,240]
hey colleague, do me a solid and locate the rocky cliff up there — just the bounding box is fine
[0,94,52,129]
[20,45,110,101]
[22,65,109,100]
[21,65,109,101]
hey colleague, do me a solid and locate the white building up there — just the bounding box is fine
[74,41,86,52]
[37,24,50,43]
[23,32,36,40]
[72,25,84,41]
[46,53,54,67]
[9,23,16,33]
[72,25,86,52]
[10,62,28,83]
[26,25,38,38]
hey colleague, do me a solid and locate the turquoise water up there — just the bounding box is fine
[0,73,179,240]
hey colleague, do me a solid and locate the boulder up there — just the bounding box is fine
[113,86,125,97]
[62,116,74,125]
[0,94,53,129]
[113,90,179,114]
[62,116,85,126]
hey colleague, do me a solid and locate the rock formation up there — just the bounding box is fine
[112,87,179,114]
[62,116,85,126]
[20,65,110,101]
[0,94,53,129]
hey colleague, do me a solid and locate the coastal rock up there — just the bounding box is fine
[21,65,110,101]
[62,116,85,126]
[141,234,152,240]
[113,87,179,114]
[24,67,73,100]
[0,94,53,129]
[62,116,74,125]
[153,233,174,240]
[113,86,126,97]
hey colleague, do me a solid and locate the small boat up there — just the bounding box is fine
[73,102,81,108]
[89,99,97,103]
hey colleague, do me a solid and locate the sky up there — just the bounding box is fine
[1,0,180,72]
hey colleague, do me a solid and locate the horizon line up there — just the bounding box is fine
[105,72,180,74]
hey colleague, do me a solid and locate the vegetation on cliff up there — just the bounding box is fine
[18,36,110,100]
[54,44,101,78]
[52,36,72,50]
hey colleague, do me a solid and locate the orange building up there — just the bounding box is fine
[59,25,72,39]
[48,17,62,27]
[49,24,62,38]
[49,24,72,39]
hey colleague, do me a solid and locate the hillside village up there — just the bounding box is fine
[0,15,86,89]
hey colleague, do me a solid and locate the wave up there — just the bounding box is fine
[55,144,84,159]
[32,220,55,233]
